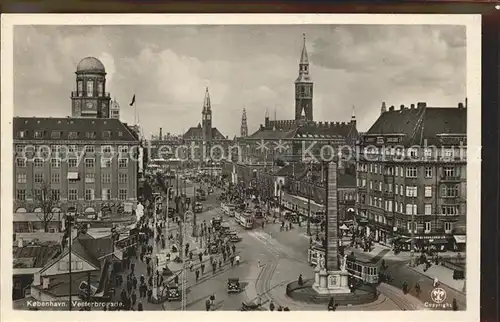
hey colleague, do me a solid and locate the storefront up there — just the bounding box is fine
[453,235,466,252]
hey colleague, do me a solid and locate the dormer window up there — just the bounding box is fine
[17,131,26,138]
[102,131,111,139]
[34,131,43,139]
[51,131,61,139]
[86,80,94,97]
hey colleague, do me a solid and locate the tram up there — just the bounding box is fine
[307,244,379,284]
[221,203,236,217]
[234,211,254,229]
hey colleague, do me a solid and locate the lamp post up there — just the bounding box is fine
[152,193,162,301]
[66,211,75,311]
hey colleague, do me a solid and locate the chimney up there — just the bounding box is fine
[388,106,395,112]
[381,101,387,114]
[400,104,405,110]
[42,276,50,289]
[410,104,415,109]
[458,102,464,109]
[465,97,468,108]
[159,128,163,140]
[417,102,427,109]
[18,238,24,248]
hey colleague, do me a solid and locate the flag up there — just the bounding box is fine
[129,94,136,107]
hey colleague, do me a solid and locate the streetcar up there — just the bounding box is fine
[234,211,254,229]
[307,244,379,284]
[221,203,236,217]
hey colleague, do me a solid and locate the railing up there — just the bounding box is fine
[71,91,111,98]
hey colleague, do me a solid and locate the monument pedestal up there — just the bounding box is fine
[312,269,350,295]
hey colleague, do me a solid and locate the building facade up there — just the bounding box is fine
[13,117,140,216]
[355,102,467,251]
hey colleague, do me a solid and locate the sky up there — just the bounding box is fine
[13,24,466,137]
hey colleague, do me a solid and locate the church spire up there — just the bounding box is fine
[240,108,248,137]
[352,105,356,120]
[203,87,211,112]
[300,33,309,65]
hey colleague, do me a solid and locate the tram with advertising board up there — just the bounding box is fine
[234,211,254,229]
[307,243,379,284]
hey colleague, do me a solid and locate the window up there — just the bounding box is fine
[395,166,399,176]
[102,145,112,153]
[16,145,25,154]
[424,221,431,233]
[51,131,61,139]
[16,189,26,201]
[405,186,417,197]
[68,131,78,139]
[51,189,60,201]
[395,185,399,195]
[118,158,128,168]
[85,173,95,183]
[361,179,366,187]
[444,149,453,158]
[386,166,394,175]
[424,204,432,215]
[424,186,432,198]
[58,260,84,271]
[101,173,111,184]
[33,189,42,200]
[17,131,26,138]
[51,173,60,184]
[17,173,27,184]
[86,80,94,97]
[85,132,97,140]
[424,148,433,158]
[388,183,393,193]
[400,185,404,196]
[119,189,127,200]
[443,166,457,178]
[378,182,382,191]
[33,158,43,168]
[406,204,417,215]
[441,185,459,197]
[386,200,393,211]
[85,158,95,168]
[425,167,433,178]
[68,158,78,168]
[85,145,95,153]
[118,173,128,184]
[408,148,418,158]
[444,222,453,232]
[407,222,417,232]
[78,81,83,94]
[102,131,111,139]
[101,158,112,168]
[97,82,103,96]
[118,145,129,154]
[102,188,111,201]
[357,178,361,187]
[50,158,61,168]
[442,206,459,216]
[369,181,373,190]
[406,167,417,178]
[85,188,94,201]
[118,131,123,137]
[34,131,43,139]
[16,158,26,168]
[68,188,78,201]
[34,173,44,183]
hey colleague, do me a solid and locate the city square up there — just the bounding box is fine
[8,22,469,313]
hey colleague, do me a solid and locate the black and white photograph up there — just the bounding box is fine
[1,14,480,321]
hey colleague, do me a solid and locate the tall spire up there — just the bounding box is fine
[300,33,309,65]
[203,87,211,112]
[240,108,248,137]
[351,105,356,120]
[381,101,387,114]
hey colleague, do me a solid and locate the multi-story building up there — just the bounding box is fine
[238,34,358,164]
[13,117,140,216]
[355,101,467,252]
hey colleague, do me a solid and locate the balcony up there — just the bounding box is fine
[71,91,111,98]
[440,176,462,182]
[383,191,393,198]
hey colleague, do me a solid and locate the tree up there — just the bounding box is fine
[33,180,59,232]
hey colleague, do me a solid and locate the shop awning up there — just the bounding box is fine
[67,172,79,180]
[430,239,448,245]
[453,235,466,244]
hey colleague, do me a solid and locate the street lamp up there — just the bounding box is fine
[152,193,162,301]
[65,211,76,311]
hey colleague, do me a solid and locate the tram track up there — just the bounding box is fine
[377,283,423,310]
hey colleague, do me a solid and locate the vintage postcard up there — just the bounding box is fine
[1,14,480,322]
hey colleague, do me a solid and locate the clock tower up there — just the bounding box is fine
[202,87,213,143]
[71,57,111,118]
[295,34,313,121]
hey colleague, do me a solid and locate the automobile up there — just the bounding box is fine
[228,234,242,243]
[227,278,241,293]
[196,194,207,201]
[194,202,203,213]
[166,285,181,301]
[209,242,219,254]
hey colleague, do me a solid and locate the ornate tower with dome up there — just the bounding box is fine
[71,57,111,118]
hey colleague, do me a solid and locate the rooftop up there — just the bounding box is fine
[76,57,106,74]
[13,117,139,142]
[183,126,228,140]
[366,104,466,146]
[13,244,60,269]
[33,270,102,298]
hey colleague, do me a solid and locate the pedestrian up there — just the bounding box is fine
[284,307,290,311]
[223,252,227,262]
[174,274,179,285]
[148,276,153,287]
[205,299,211,311]
[190,261,194,272]
[218,260,222,270]
[277,306,283,311]
[199,253,203,262]
[131,292,137,306]
[269,301,275,311]
[328,297,335,311]
[137,302,143,311]
[131,262,135,274]
[201,263,205,274]
[212,263,216,275]
[298,274,303,286]
[195,269,200,281]
[147,288,152,302]
[232,244,236,254]
[452,298,458,311]
[433,277,439,288]
[210,294,215,305]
